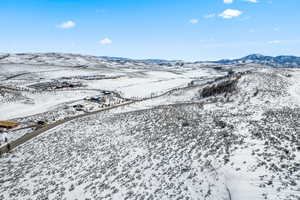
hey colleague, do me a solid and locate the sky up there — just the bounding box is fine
[0,0,300,61]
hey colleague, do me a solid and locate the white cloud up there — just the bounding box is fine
[268,40,281,44]
[224,0,233,4]
[58,21,76,29]
[189,19,199,24]
[219,9,242,19]
[204,14,216,19]
[245,0,258,3]
[265,39,300,45]
[100,38,112,45]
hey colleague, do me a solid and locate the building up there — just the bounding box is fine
[0,121,21,129]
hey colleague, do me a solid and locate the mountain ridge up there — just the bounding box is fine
[209,54,300,67]
[99,56,182,63]
[1,52,300,67]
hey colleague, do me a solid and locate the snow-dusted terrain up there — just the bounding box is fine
[0,53,299,200]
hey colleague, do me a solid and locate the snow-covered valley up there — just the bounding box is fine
[0,53,299,200]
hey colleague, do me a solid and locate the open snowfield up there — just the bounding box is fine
[0,90,100,120]
[0,53,299,200]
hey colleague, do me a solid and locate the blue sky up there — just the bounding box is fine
[1,0,299,61]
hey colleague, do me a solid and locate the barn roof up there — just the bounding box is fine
[0,121,21,129]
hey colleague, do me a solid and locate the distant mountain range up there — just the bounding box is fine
[210,54,300,67]
[99,56,182,64]
[101,54,300,67]
[0,53,300,67]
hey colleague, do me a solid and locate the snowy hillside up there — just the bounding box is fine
[212,54,300,67]
[0,53,299,200]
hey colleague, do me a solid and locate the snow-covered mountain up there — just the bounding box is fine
[100,56,182,64]
[0,53,118,67]
[0,53,182,68]
[2,53,300,68]
[212,54,300,67]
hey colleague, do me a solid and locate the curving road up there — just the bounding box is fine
[0,101,136,155]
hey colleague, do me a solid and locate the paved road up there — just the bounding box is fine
[0,101,135,156]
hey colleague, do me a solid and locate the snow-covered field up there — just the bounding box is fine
[0,53,299,200]
[0,90,101,120]
[0,55,221,119]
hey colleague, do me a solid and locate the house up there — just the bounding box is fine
[73,104,85,111]
[85,95,106,104]
[0,121,21,129]
[102,91,111,95]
